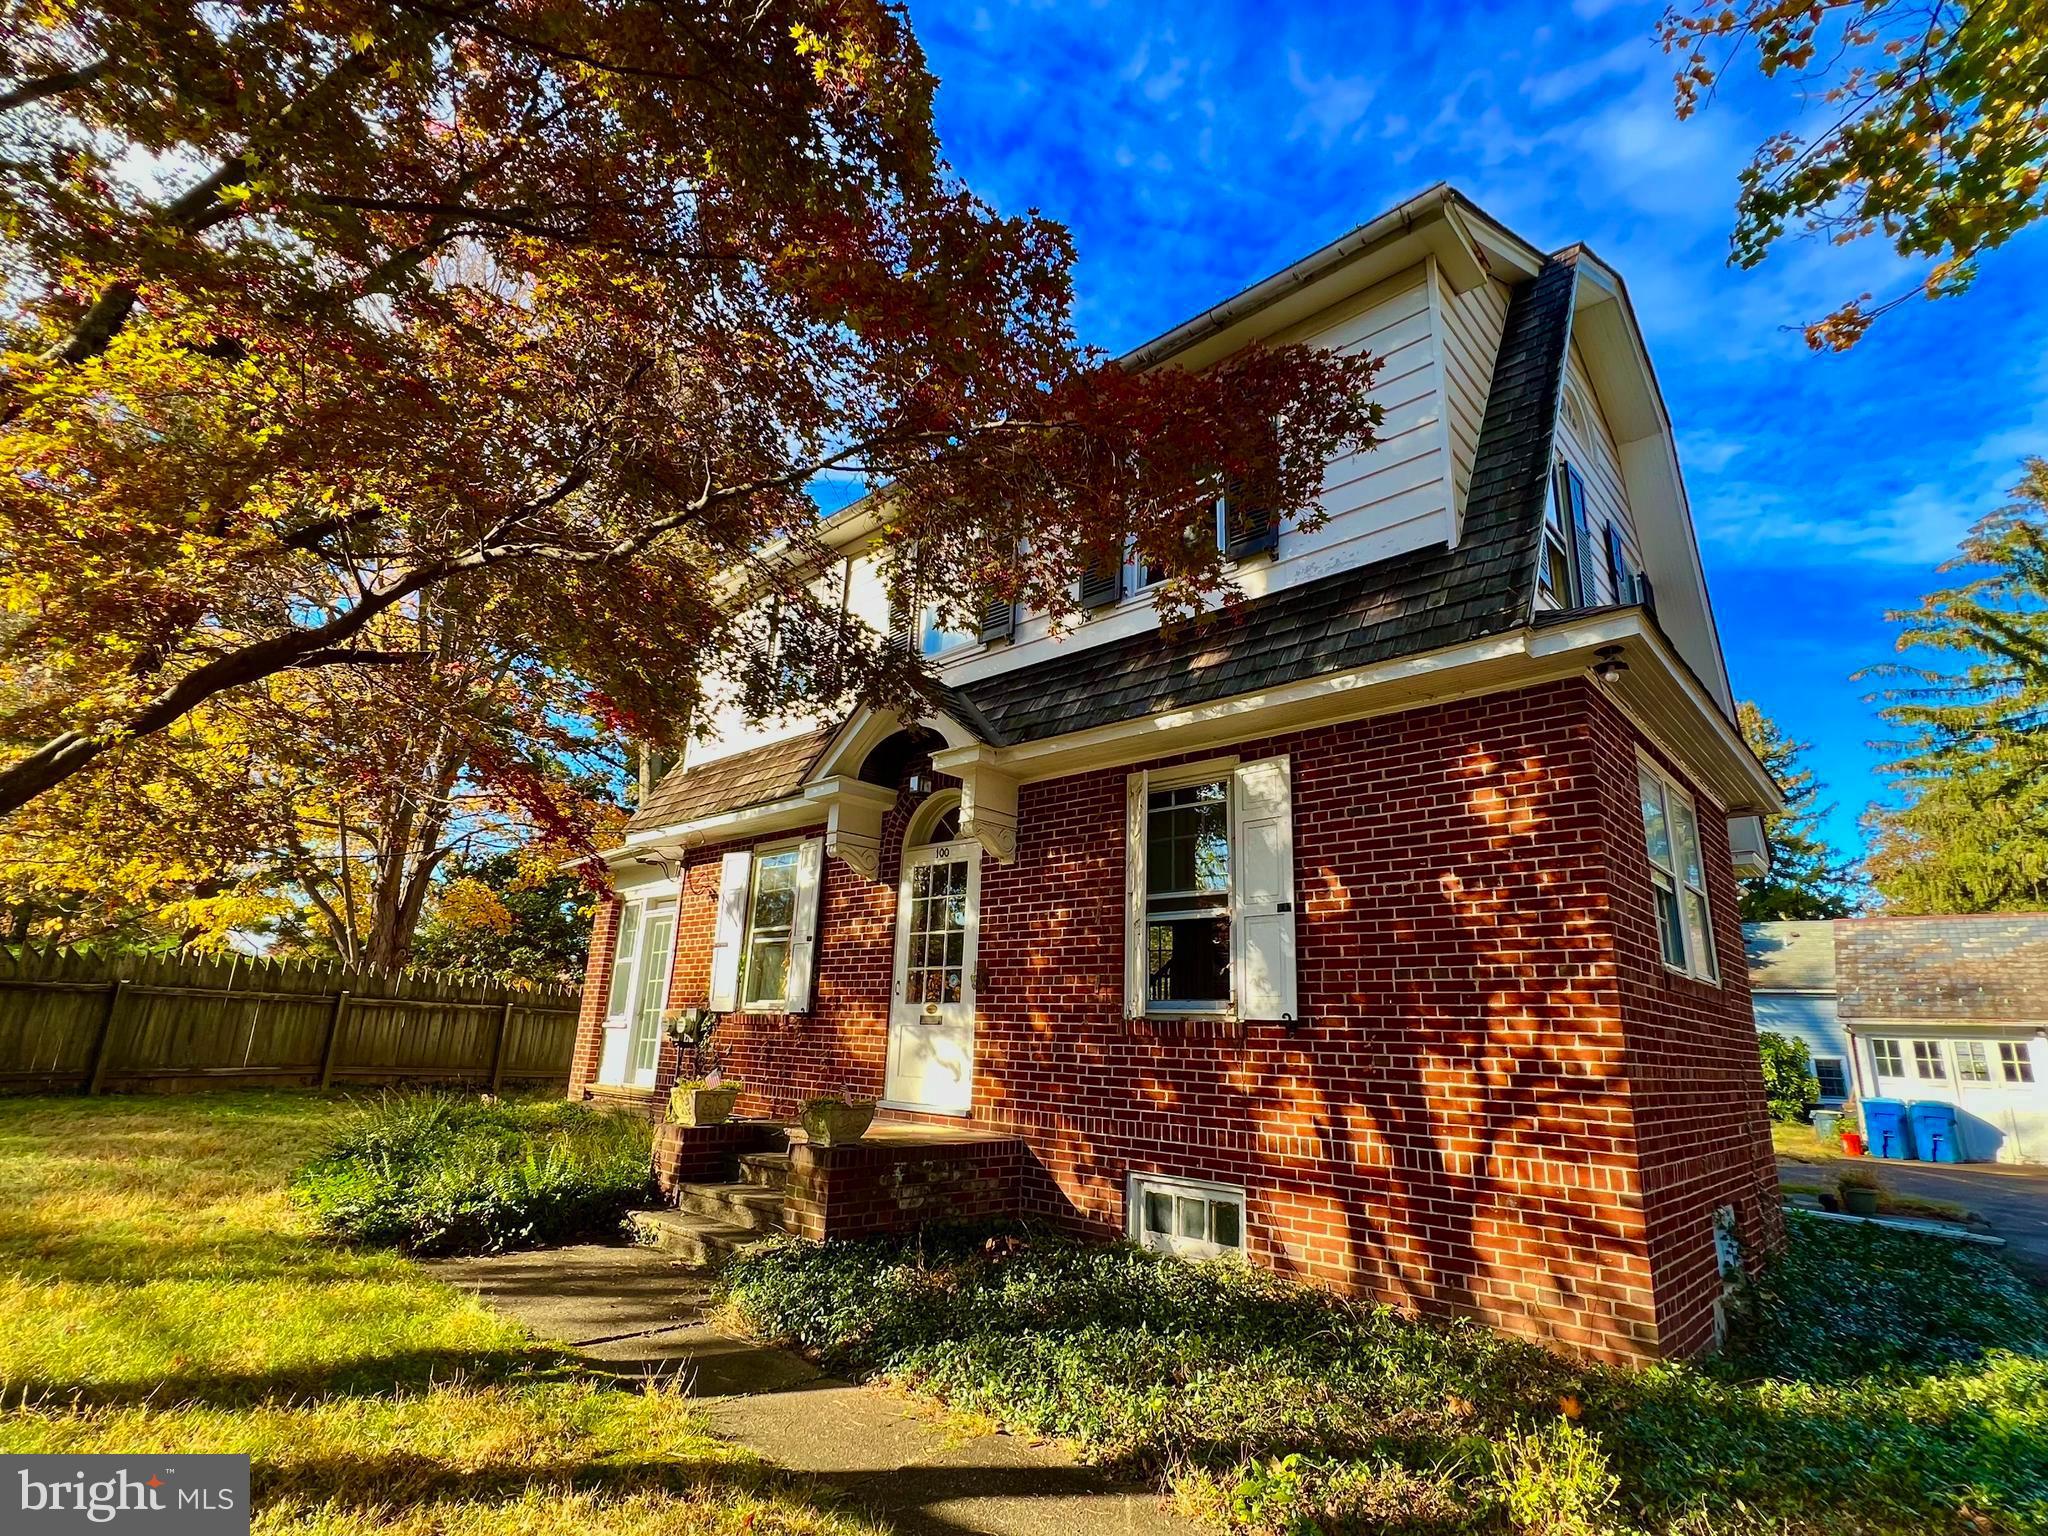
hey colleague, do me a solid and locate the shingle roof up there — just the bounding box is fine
[624,253,1580,828]
[953,254,1579,745]
[1744,921,1838,993]
[627,725,836,833]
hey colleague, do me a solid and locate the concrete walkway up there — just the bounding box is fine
[433,1243,1200,1536]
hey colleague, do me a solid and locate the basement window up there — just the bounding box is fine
[1129,1172,1245,1261]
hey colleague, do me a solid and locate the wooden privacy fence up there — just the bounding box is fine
[0,946,583,1095]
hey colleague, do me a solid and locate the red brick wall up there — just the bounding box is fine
[570,677,1780,1362]
[784,1138,1024,1241]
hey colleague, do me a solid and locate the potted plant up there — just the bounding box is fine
[668,1045,742,1126]
[1836,1167,1882,1217]
[799,1091,877,1147]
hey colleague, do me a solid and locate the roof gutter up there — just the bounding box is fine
[1119,182,1460,370]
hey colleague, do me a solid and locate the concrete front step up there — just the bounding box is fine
[627,1207,771,1269]
[672,1180,786,1233]
[737,1151,791,1191]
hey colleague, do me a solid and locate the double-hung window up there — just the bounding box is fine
[1637,761,1717,981]
[710,839,824,1015]
[1125,757,1296,1022]
[1812,1056,1849,1101]
[1540,462,1594,608]
[742,848,801,1008]
[1144,779,1233,1009]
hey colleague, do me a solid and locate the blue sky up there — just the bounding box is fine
[885,0,2048,860]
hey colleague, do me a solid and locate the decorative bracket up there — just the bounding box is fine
[954,752,1020,866]
[807,776,897,883]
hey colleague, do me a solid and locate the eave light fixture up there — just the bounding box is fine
[1592,646,1629,685]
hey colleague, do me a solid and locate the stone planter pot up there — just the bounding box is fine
[669,1084,741,1127]
[800,1099,877,1147]
[1841,1186,1881,1217]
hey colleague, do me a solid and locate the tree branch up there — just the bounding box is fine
[0,56,110,113]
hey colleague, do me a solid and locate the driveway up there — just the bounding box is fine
[1781,1157,2048,1281]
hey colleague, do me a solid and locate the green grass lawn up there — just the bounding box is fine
[0,1091,875,1536]
[1771,1120,1839,1163]
[725,1221,2048,1535]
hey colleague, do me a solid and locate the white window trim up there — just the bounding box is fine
[1126,1171,1246,1261]
[1637,753,1720,985]
[1124,505,1230,603]
[740,837,807,1013]
[1811,1055,1849,1100]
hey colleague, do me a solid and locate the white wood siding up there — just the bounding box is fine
[679,545,892,773]
[942,263,1459,686]
[1555,339,1643,606]
[1439,276,1512,530]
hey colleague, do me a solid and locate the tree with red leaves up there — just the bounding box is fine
[0,1,1378,840]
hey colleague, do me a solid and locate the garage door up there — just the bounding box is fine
[1865,1033,2047,1164]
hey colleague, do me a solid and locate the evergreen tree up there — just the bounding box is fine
[1736,702,1866,920]
[1864,459,2048,913]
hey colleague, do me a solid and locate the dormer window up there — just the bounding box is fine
[919,601,976,659]
[1540,461,1595,609]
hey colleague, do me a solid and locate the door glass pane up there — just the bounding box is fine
[905,857,969,1005]
[631,907,675,1074]
[1955,1041,1990,1083]
[606,904,642,1017]
[2000,1043,2036,1084]
[1912,1040,1945,1080]
[1872,1039,1902,1077]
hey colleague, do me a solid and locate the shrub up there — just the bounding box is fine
[1489,1420,1620,1536]
[292,1092,654,1256]
[1757,1031,1821,1122]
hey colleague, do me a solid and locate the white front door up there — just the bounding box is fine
[885,840,979,1114]
[600,895,676,1089]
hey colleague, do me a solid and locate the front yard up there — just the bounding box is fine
[4,1090,2045,1536]
[0,1092,875,1536]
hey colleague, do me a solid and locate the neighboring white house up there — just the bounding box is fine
[1745,921,1850,1105]
[1748,915,2048,1164]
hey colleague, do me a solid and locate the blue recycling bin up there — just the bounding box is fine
[1861,1097,1915,1159]
[1909,1101,1962,1163]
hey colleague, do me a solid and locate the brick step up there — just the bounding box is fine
[626,1208,769,1269]
[671,1180,785,1233]
[737,1152,791,1192]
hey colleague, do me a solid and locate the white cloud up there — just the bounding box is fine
[1286,51,1378,146]
[1522,38,1654,108]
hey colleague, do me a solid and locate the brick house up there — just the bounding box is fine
[571,185,1787,1364]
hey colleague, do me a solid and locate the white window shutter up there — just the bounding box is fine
[1124,770,1149,1019]
[707,849,752,1012]
[784,837,825,1012]
[1231,756,1297,1021]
